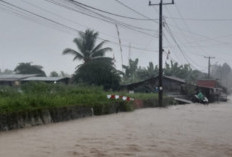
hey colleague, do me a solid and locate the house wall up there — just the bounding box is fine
[123,78,184,94]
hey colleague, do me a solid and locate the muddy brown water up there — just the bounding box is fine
[0,100,232,157]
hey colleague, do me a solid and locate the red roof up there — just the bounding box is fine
[197,80,218,88]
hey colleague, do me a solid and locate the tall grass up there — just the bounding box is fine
[0,82,133,115]
[0,82,173,115]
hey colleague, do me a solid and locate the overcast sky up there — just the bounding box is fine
[0,0,232,75]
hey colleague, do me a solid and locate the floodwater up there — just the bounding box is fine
[0,100,232,157]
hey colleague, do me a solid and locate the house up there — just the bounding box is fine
[0,74,70,86]
[22,76,70,84]
[0,74,38,86]
[120,75,186,95]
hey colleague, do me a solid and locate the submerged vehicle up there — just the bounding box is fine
[192,94,209,104]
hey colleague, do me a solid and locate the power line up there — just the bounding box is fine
[23,0,159,48]
[50,0,157,32]
[0,0,80,35]
[20,0,135,45]
[68,0,155,21]
[173,5,210,65]
[45,0,158,37]
[166,22,231,46]
[164,22,202,70]
[0,0,157,54]
[165,16,232,22]
[114,0,158,23]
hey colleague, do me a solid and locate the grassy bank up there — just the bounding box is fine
[0,83,173,116]
[0,83,133,115]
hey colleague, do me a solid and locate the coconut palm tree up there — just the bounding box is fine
[63,29,120,89]
[63,29,112,65]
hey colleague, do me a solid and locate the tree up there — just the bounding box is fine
[63,29,120,89]
[14,62,46,76]
[0,69,14,74]
[211,63,232,91]
[63,29,112,66]
[122,58,139,83]
[164,61,189,79]
[74,59,120,90]
[137,62,158,80]
[163,61,207,82]
[50,71,59,77]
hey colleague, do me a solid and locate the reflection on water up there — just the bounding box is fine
[0,101,232,157]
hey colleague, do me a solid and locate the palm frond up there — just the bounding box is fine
[91,47,112,58]
[73,38,85,55]
[91,40,106,53]
[63,48,83,60]
[92,57,113,64]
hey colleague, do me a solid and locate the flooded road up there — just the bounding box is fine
[0,101,232,157]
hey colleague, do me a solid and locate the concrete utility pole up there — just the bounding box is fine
[204,56,215,79]
[149,0,174,106]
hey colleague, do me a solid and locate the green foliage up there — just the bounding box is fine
[121,59,208,84]
[14,62,46,76]
[0,86,19,97]
[121,59,157,83]
[63,29,112,64]
[164,61,191,79]
[164,61,207,82]
[0,83,133,115]
[0,69,14,74]
[137,62,158,81]
[50,71,59,77]
[63,29,119,89]
[74,59,120,90]
[122,58,139,83]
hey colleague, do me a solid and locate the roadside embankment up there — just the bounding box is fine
[0,83,173,131]
[0,106,93,131]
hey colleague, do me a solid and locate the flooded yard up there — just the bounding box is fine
[0,100,232,157]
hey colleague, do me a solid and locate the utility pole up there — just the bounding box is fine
[149,0,174,106]
[204,56,215,79]
[115,24,123,67]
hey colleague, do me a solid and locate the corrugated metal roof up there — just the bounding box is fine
[163,75,185,83]
[23,77,69,81]
[197,80,218,88]
[0,74,38,81]
[121,75,185,87]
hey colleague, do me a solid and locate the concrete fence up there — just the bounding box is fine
[0,106,93,131]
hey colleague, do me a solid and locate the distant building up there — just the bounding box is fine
[0,74,70,86]
[120,75,186,96]
[0,74,38,86]
[22,76,70,84]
